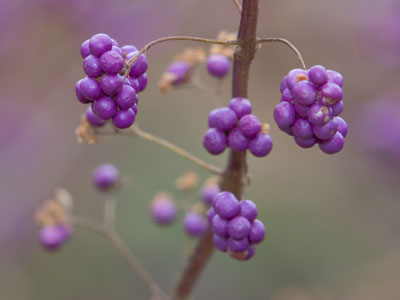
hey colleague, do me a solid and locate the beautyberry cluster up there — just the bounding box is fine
[75,33,148,129]
[274,66,348,154]
[204,98,273,157]
[206,192,265,261]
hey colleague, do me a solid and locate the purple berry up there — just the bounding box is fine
[291,81,317,106]
[201,184,220,206]
[248,133,273,157]
[83,55,103,78]
[335,116,348,138]
[239,114,262,138]
[281,88,293,102]
[86,106,106,127]
[229,97,252,118]
[227,237,249,252]
[286,69,308,91]
[115,85,137,109]
[274,102,296,129]
[228,216,251,240]
[208,107,238,131]
[100,74,123,96]
[99,50,124,75]
[213,192,240,220]
[313,118,338,140]
[127,51,148,78]
[132,104,138,115]
[240,200,258,222]
[203,128,227,155]
[92,164,119,190]
[245,246,255,260]
[183,212,208,237]
[151,196,177,226]
[112,108,135,129]
[121,45,138,55]
[307,103,331,125]
[331,100,344,116]
[228,128,249,151]
[280,76,288,93]
[89,33,113,57]
[167,61,191,84]
[207,207,216,223]
[294,136,317,148]
[75,79,91,104]
[129,77,140,93]
[211,214,229,237]
[39,225,69,250]
[111,39,118,46]
[112,46,122,55]
[308,65,328,86]
[137,73,148,92]
[318,132,345,154]
[293,101,309,118]
[291,118,314,139]
[92,96,117,120]
[213,234,228,252]
[321,82,343,104]
[80,39,90,59]
[327,70,344,87]
[80,77,102,100]
[249,219,265,244]
[206,54,230,78]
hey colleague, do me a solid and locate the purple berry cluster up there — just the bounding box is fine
[75,33,148,129]
[274,66,347,154]
[206,192,265,261]
[204,98,273,157]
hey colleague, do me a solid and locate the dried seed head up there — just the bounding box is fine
[175,171,199,192]
[75,114,98,144]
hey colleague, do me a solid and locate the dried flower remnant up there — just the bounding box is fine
[175,171,199,192]
[75,114,98,144]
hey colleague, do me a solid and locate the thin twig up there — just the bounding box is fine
[232,0,242,13]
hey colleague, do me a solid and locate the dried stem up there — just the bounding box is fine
[172,0,259,299]
[232,0,242,13]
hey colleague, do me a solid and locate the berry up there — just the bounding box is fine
[293,101,309,118]
[132,104,138,115]
[227,216,251,240]
[92,164,119,190]
[249,220,265,244]
[291,118,314,139]
[248,133,273,157]
[211,214,229,237]
[80,39,90,59]
[201,184,220,206]
[294,136,317,148]
[291,81,317,106]
[240,200,258,222]
[245,246,255,260]
[274,102,296,129]
[75,79,91,104]
[319,132,344,154]
[151,195,177,225]
[121,45,138,55]
[286,69,308,91]
[183,212,207,237]
[213,192,240,220]
[213,234,228,252]
[321,82,343,103]
[92,96,118,120]
[100,74,123,96]
[228,128,249,151]
[99,50,124,75]
[137,73,148,92]
[80,77,102,100]
[86,106,106,127]
[83,55,103,78]
[307,103,331,125]
[280,76,288,93]
[229,97,252,118]
[335,116,348,138]
[203,128,227,155]
[208,107,238,131]
[227,237,249,252]
[115,85,137,109]
[281,88,293,102]
[207,207,216,223]
[39,225,70,251]
[112,46,123,55]
[331,100,344,116]
[167,61,191,84]
[327,70,344,87]
[206,54,230,78]
[313,118,338,140]
[308,65,328,86]
[112,108,135,129]
[89,33,113,57]
[127,51,148,78]
[239,114,261,138]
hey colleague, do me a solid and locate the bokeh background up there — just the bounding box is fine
[1,0,400,299]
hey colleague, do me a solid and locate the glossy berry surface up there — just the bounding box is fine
[86,106,106,127]
[151,196,177,225]
[183,212,207,237]
[248,133,273,157]
[99,50,124,75]
[203,128,227,155]
[39,225,70,251]
[208,107,238,131]
[239,114,261,138]
[89,33,113,57]
[213,192,240,220]
[227,216,252,240]
[92,96,118,120]
[229,97,252,118]
[92,164,119,190]
[206,54,230,78]
[112,108,135,129]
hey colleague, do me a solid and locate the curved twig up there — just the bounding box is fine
[232,0,242,13]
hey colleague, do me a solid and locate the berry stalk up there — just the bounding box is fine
[172,0,259,298]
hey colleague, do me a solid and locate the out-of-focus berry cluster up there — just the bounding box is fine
[75,33,148,130]
[274,65,348,154]
[206,192,265,261]
[204,97,273,157]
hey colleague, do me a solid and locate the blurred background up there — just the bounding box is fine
[1,0,400,299]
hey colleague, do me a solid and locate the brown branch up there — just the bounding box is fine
[171,0,259,299]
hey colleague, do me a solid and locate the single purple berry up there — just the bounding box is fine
[167,61,191,84]
[89,33,113,57]
[129,77,140,93]
[335,116,348,138]
[111,39,118,46]
[213,234,228,252]
[151,195,177,226]
[291,118,314,139]
[321,82,343,104]
[319,132,345,154]
[137,73,148,92]
[291,81,317,106]
[121,45,138,55]
[228,237,249,253]
[83,55,103,78]
[127,51,148,78]
[331,100,344,116]
[207,207,216,223]
[92,96,117,120]
[281,88,293,102]
[92,164,119,190]
[203,128,227,155]
[80,39,90,59]
[245,246,256,260]
[229,97,252,118]
[115,85,137,109]
[213,192,240,220]
[294,101,309,118]
[211,214,229,237]
[308,65,328,86]
[274,102,296,129]
[39,225,69,251]
[294,136,317,148]
[228,216,252,240]
[313,118,338,140]
[99,50,124,75]
[201,184,220,206]
[240,200,258,222]
[327,70,344,87]
[280,76,288,93]
[228,128,249,152]
[206,54,231,78]
[248,133,273,157]
[208,107,238,131]
[75,79,91,104]
[86,106,106,127]
[239,114,262,138]
[80,77,102,100]
[249,219,265,244]
[286,69,308,91]
[112,108,135,129]
[112,46,122,55]
[307,103,331,125]
[100,74,123,96]
[183,212,208,237]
